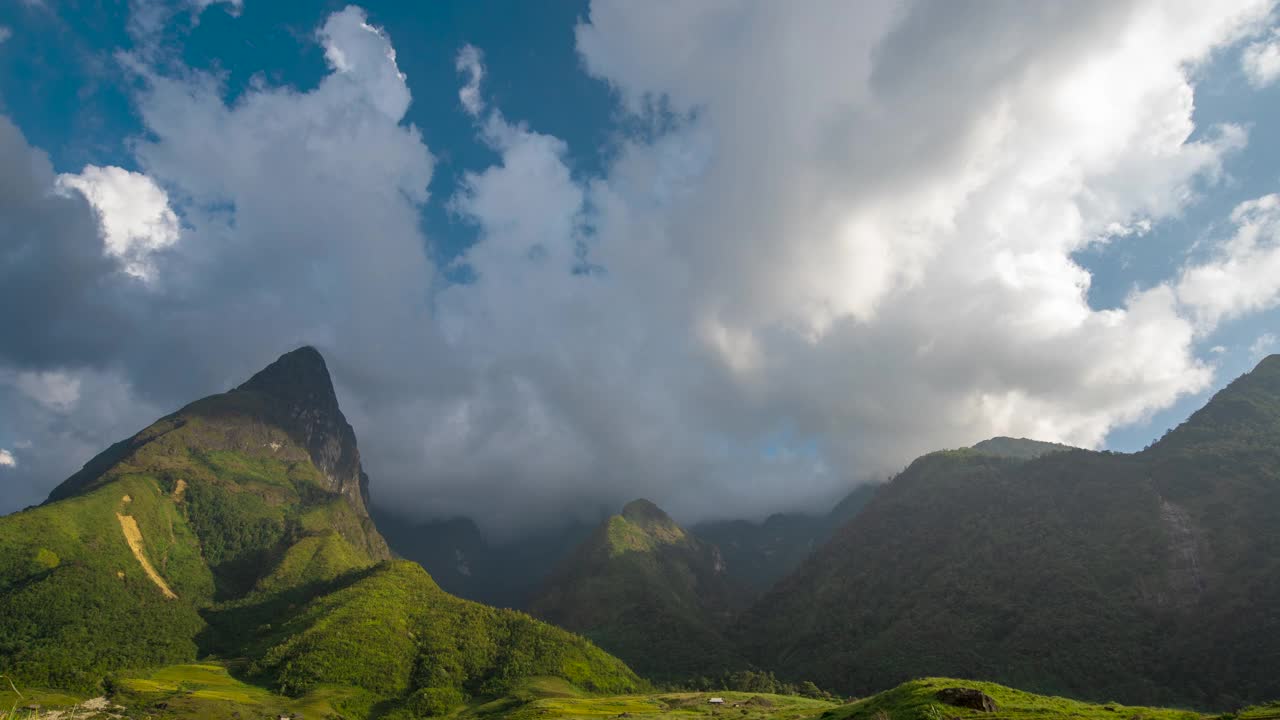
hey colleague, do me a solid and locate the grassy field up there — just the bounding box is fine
[457,676,837,720]
[0,664,375,720]
[822,678,1212,720]
[5,667,1278,720]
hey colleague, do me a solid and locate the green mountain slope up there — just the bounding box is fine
[737,355,1280,709]
[529,499,746,679]
[0,347,640,716]
[0,347,388,689]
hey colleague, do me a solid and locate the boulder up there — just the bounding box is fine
[936,688,998,712]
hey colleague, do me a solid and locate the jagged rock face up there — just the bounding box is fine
[236,346,371,514]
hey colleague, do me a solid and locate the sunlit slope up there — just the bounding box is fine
[529,499,746,678]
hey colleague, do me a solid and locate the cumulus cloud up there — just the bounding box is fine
[1242,29,1280,86]
[5,1,1280,534]
[0,449,15,468]
[456,45,485,116]
[56,166,180,279]
[1177,193,1280,327]
[0,26,11,43]
[1252,332,1279,357]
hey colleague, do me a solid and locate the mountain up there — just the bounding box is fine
[736,355,1280,709]
[692,483,879,595]
[969,436,1074,460]
[0,347,639,715]
[528,499,747,679]
[372,509,595,608]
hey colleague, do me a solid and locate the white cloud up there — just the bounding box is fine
[318,6,410,121]
[192,0,242,11]
[456,44,485,116]
[8,370,82,413]
[55,166,180,279]
[0,26,11,44]
[129,0,242,40]
[1242,29,1280,86]
[1251,332,1278,357]
[1176,193,1280,328]
[0,449,15,468]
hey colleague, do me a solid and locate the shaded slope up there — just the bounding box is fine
[692,483,879,595]
[372,508,595,609]
[739,355,1280,709]
[529,499,746,679]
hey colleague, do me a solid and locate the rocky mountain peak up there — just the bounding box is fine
[620,498,672,525]
[238,346,337,409]
[236,346,372,512]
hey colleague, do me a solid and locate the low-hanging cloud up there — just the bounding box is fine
[3,1,1280,535]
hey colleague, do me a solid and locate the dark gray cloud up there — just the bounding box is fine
[0,117,132,370]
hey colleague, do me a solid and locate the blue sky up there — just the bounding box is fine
[2,0,1280,529]
[0,0,615,266]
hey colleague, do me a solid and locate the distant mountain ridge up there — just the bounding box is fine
[969,436,1074,460]
[691,483,879,595]
[372,508,595,608]
[737,354,1280,709]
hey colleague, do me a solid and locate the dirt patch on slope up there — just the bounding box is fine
[116,511,178,600]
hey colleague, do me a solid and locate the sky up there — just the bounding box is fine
[2,0,1280,535]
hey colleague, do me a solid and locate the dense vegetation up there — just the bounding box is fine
[0,348,642,718]
[738,356,1280,709]
[248,560,639,714]
[529,500,747,679]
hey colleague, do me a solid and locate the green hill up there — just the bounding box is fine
[0,347,640,717]
[737,355,1280,709]
[823,677,1219,720]
[529,499,747,679]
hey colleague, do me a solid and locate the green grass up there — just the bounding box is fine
[110,663,353,720]
[456,677,837,720]
[823,678,1209,720]
[0,674,83,720]
[249,559,641,708]
[9,666,1277,720]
